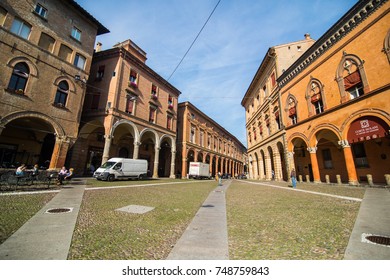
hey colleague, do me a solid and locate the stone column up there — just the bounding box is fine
[153,146,160,178]
[49,136,71,170]
[338,140,358,185]
[102,134,113,164]
[287,151,295,180]
[307,146,321,183]
[274,151,282,181]
[170,150,176,178]
[133,141,141,159]
[265,155,272,180]
[181,156,187,179]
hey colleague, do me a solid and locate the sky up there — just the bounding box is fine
[76,0,358,147]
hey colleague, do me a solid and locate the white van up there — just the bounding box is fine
[188,162,211,179]
[93,158,148,181]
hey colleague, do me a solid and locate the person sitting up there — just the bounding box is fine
[57,166,68,185]
[16,164,26,176]
[64,168,74,182]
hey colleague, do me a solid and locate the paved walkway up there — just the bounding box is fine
[167,180,231,260]
[1,179,389,260]
[0,182,85,260]
[344,188,390,259]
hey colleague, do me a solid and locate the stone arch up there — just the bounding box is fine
[0,111,65,137]
[159,134,176,152]
[112,119,140,143]
[308,123,342,147]
[7,56,38,77]
[139,127,159,147]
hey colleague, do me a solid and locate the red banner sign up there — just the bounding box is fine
[347,116,389,143]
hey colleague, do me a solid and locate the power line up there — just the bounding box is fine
[166,0,222,82]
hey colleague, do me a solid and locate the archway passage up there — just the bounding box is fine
[291,138,310,182]
[0,117,56,169]
[158,140,172,177]
[347,116,390,184]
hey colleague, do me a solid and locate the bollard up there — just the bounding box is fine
[218,176,222,186]
[385,174,390,187]
[305,175,310,182]
[298,175,303,183]
[367,174,374,186]
[336,175,341,185]
[325,175,330,184]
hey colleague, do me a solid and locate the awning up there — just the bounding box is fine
[347,116,389,143]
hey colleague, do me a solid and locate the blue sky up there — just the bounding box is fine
[76,0,357,146]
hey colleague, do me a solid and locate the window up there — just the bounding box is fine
[190,127,195,143]
[58,44,73,62]
[149,106,157,123]
[168,96,174,109]
[200,130,204,147]
[288,97,297,125]
[151,84,157,100]
[34,3,47,18]
[274,109,281,130]
[129,70,137,87]
[10,18,31,39]
[38,33,55,52]
[348,83,364,99]
[8,62,29,93]
[90,92,100,110]
[126,95,135,114]
[314,100,324,114]
[167,115,173,130]
[271,72,276,88]
[74,53,86,70]
[71,27,81,41]
[0,7,7,26]
[208,135,211,149]
[352,143,369,168]
[54,81,69,107]
[96,65,105,81]
[322,149,333,169]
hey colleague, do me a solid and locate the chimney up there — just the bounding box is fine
[304,33,311,40]
[96,42,102,52]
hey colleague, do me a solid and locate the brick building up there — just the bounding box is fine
[70,39,181,177]
[177,101,247,178]
[0,0,108,170]
[242,35,315,181]
[279,0,390,185]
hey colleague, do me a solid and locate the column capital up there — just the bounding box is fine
[338,139,350,148]
[307,146,317,153]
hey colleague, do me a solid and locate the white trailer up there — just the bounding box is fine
[188,162,211,179]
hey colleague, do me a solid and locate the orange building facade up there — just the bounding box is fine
[242,35,315,181]
[70,39,181,177]
[177,102,247,178]
[279,0,390,185]
[0,0,108,171]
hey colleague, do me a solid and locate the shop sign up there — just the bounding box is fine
[347,116,389,143]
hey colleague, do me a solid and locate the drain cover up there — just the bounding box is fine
[362,233,390,247]
[46,207,73,214]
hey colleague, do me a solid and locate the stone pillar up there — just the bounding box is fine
[287,151,295,180]
[153,146,160,178]
[367,174,374,186]
[49,136,71,170]
[133,141,141,159]
[102,134,113,164]
[274,151,282,181]
[298,175,303,183]
[336,175,342,185]
[338,140,358,185]
[181,156,187,179]
[169,150,176,178]
[265,155,272,180]
[307,146,321,183]
[325,175,330,184]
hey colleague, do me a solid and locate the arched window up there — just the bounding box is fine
[273,106,281,130]
[286,95,297,125]
[54,81,69,107]
[308,80,324,115]
[304,78,327,117]
[336,52,369,102]
[384,28,390,63]
[8,62,29,94]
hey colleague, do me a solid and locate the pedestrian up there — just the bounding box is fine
[272,170,275,180]
[291,168,297,188]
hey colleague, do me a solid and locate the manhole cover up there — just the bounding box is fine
[362,233,390,247]
[46,207,73,214]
